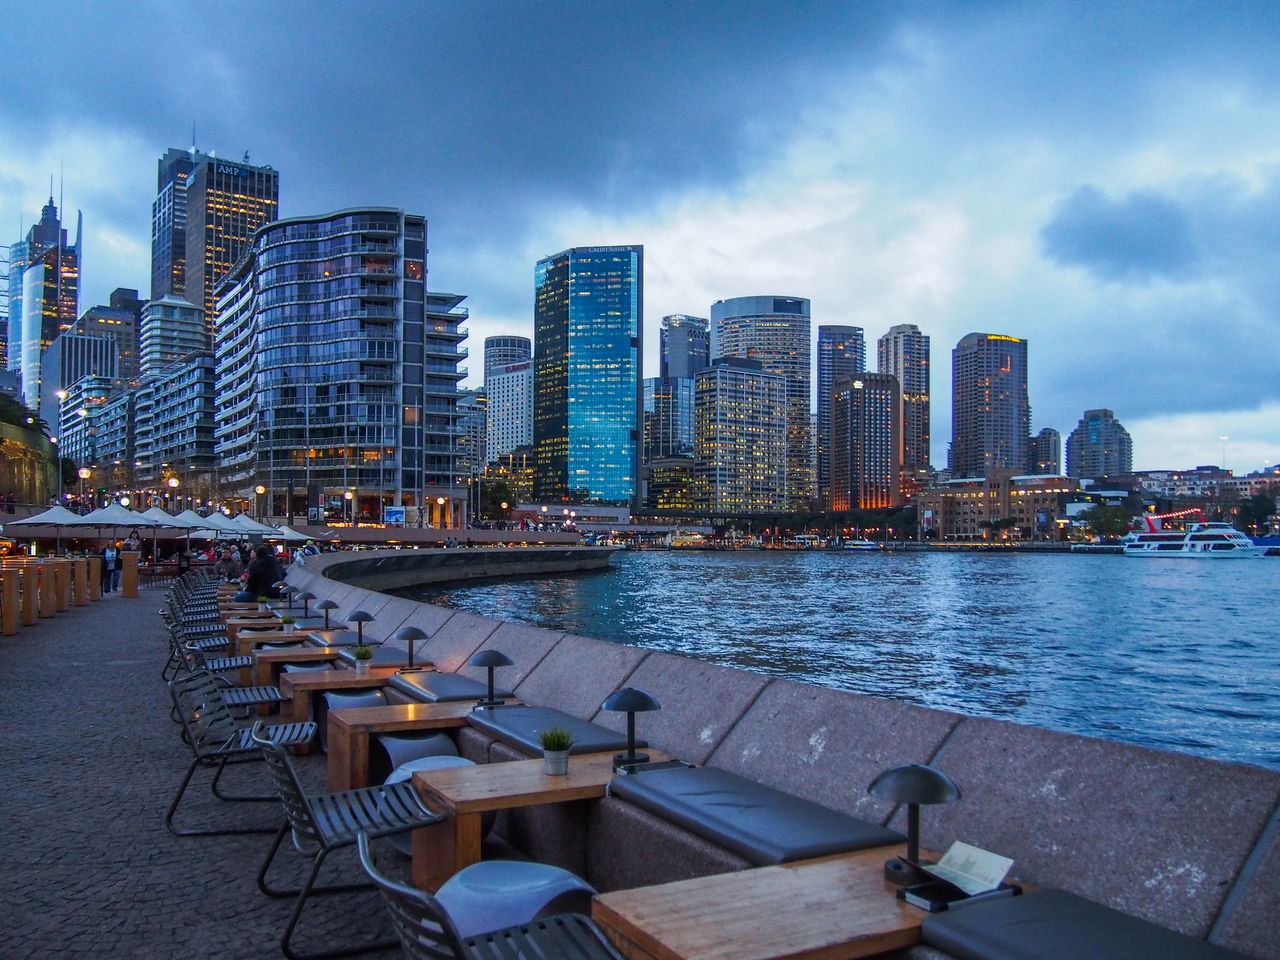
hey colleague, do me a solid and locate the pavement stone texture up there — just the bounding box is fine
[0,586,405,959]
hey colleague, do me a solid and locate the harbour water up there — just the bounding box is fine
[401,550,1280,770]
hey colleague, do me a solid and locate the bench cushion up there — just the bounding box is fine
[608,765,902,866]
[467,705,639,757]
[922,889,1248,960]
[336,645,409,667]
[387,671,513,703]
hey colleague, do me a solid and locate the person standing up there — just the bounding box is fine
[101,541,120,594]
[111,540,125,591]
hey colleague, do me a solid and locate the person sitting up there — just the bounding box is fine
[214,548,243,582]
[235,545,286,601]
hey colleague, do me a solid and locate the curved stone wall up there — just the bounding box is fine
[299,545,618,592]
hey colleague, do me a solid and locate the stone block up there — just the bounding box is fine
[457,621,564,689]
[417,611,501,671]
[457,727,494,764]
[708,678,960,822]
[515,633,649,717]
[486,741,589,875]
[363,596,431,642]
[1213,815,1280,958]
[910,717,1280,938]
[590,651,769,764]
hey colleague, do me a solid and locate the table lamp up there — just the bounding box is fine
[345,609,374,645]
[867,763,961,884]
[315,599,338,630]
[394,625,428,673]
[294,590,315,617]
[601,687,661,769]
[467,649,512,707]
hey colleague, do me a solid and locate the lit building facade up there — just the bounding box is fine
[485,445,535,504]
[710,296,811,509]
[140,296,205,379]
[918,472,1080,540]
[660,314,710,380]
[134,353,217,494]
[647,455,697,514]
[151,148,197,300]
[80,289,142,382]
[485,360,532,463]
[817,325,866,508]
[533,245,642,505]
[214,208,467,524]
[694,357,787,515]
[58,374,119,468]
[38,333,119,430]
[830,373,902,511]
[483,335,531,380]
[1028,427,1062,475]
[0,243,8,368]
[877,323,931,488]
[950,332,1029,479]
[1066,409,1133,480]
[10,197,81,409]
[457,388,487,476]
[642,376,695,462]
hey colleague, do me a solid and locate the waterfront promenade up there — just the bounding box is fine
[0,589,400,960]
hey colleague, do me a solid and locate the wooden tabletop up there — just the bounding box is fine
[279,667,398,696]
[592,845,921,960]
[330,700,474,735]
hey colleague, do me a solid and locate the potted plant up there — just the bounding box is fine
[280,614,296,634]
[539,727,575,776]
[257,594,271,613]
[352,644,374,674]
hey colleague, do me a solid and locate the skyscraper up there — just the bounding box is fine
[642,377,695,462]
[816,325,866,507]
[694,358,788,514]
[139,296,205,380]
[151,148,197,300]
[0,244,8,369]
[1028,427,1062,475]
[877,323,931,482]
[950,332,1029,478]
[830,373,902,511]
[533,245,642,505]
[11,197,81,409]
[486,360,533,463]
[483,335,531,380]
[660,314,710,379]
[1066,410,1132,479]
[710,296,811,508]
[182,151,279,337]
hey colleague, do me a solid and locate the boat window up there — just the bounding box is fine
[1211,543,1236,550]
[1157,543,1183,550]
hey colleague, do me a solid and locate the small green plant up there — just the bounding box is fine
[538,727,575,753]
[280,615,296,625]
[256,595,270,604]
[352,644,374,661]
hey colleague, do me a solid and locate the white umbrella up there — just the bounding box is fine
[272,525,311,543]
[196,511,246,536]
[173,509,220,533]
[81,504,167,528]
[3,504,86,552]
[230,513,280,536]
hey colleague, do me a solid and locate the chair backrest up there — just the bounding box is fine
[356,832,467,960]
[249,721,324,850]
[169,671,240,755]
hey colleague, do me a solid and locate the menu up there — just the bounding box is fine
[920,841,1014,896]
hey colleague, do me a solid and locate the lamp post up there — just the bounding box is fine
[345,489,354,527]
[345,609,374,645]
[467,649,512,708]
[601,687,661,770]
[255,484,267,522]
[867,763,962,884]
[436,495,446,531]
[77,467,91,514]
[316,599,338,630]
[394,625,428,673]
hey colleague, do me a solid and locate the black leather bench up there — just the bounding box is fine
[467,705,639,756]
[608,765,902,866]
[336,645,409,667]
[922,889,1248,960]
[386,671,513,703]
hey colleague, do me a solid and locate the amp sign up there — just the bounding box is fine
[215,162,248,177]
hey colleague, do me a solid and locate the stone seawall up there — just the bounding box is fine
[286,550,1280,958]
[299,545,618,592]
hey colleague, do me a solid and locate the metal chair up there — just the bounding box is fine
[173,642,287,712]
[166,671,316,837]
[250,721,444,960]
[356,833,622,960]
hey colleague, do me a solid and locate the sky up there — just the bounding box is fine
[2,0,1278,473]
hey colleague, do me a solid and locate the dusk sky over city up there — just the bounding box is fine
[3,0,1278,472]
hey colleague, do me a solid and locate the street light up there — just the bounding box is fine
[255,484,267,521]
[345,489,354,527]
[436,495,446,530]
[77,467,91,514]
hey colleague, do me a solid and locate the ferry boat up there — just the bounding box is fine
[842,539,882,552]
[1122,522,1266,558]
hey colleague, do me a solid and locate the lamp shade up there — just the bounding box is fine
[294,590,316,602]
[867,764,961,805]
[467,649,513,669]
[601,688,661,714]
[315,600,338,611]
[345,610,375,624]
[279,584,297,595]
[394,626,428,644]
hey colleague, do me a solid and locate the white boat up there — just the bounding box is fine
[843,540,882,552]
[1122,522,1266,558]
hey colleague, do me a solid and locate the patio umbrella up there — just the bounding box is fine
[2,504,86,552]
[272,525,311,543]
[230,513,280,536]
[195,511,245,537]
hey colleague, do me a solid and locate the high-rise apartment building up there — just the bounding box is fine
[532,245,642,505]
[660,314,710,380]
[38,332,119,431]
[1028,427,1062,475]
[877,323,931,481]
[816,325,866,507]
[214,208,467,525]
[485,360,533,464]
[457,388,487,478]
[710,296,811,508]
[1066,409,1132,480]
[182,151,279,336]
[830,373,902,511]
[74,289,142,382]
[950,332,1029,478]
[483,335,531,380]
[140,296,205,380]
[133,353,216,494]
[694,357,788,515]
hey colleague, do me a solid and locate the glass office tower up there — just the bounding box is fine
[816,325,866,508]
[533,245,642,505]
[950,332,1029,478]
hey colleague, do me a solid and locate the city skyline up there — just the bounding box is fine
[3,3,1278,472]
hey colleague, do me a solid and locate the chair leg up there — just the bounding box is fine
[280,848,398,960]
[258,826,374,899]
[166,757,281,838]
[209,755,277,802]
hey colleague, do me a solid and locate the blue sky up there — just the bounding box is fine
[3,1,1278,472]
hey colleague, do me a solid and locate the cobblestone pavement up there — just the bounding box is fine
[0,587,404,960]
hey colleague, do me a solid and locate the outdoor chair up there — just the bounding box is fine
[166,671,315,837]
[250,721,445,960]
[171,642,287,713]
[357,833,621,960]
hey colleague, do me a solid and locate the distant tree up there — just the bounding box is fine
[0,395,50,439]
[1082,504,1132,540]
[1235,485,1280,532]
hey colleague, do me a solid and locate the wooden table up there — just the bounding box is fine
[592,844,922,960]
[410,749,668,892]
[278,667,399,726]
[327,700,473,791]
[253,646,344,687]
[234,630,299,658]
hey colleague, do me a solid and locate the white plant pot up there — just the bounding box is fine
[282,624,295,634]
[543,750,570,776]
[258,603,270,612]
[354,660,371,674]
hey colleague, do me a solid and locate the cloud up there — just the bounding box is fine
[1127,403,1280,473]
[1039,186,1199,282]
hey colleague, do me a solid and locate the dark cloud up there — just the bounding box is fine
[1039,185,1199,282]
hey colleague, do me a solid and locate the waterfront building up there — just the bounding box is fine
[532,245,642,505]
[182,151,279,334]
[694,357,788,515]
[133,353,216,497]
[0,243,8,368]
[94,389,136,491]
[710,296,812,509]
[485,360,533,464]
[485,444,535,505]
[57,374,121,468]
[645,455,697,514]
[1066,409,1133,480]
[918,471,1080,540]
[830,373,901,511]
[483,335,531,380]
[140,296,205,380]
[817,325,866,508]
[949,332,1029,479]
[458,388,487,477]
[642,376,695,462]
[1028,426,1062,475]
[214,208,467,526]
[38,333,119,430]
[660,314,710,380]
[0,398,59,506]
[877,323,931,492]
